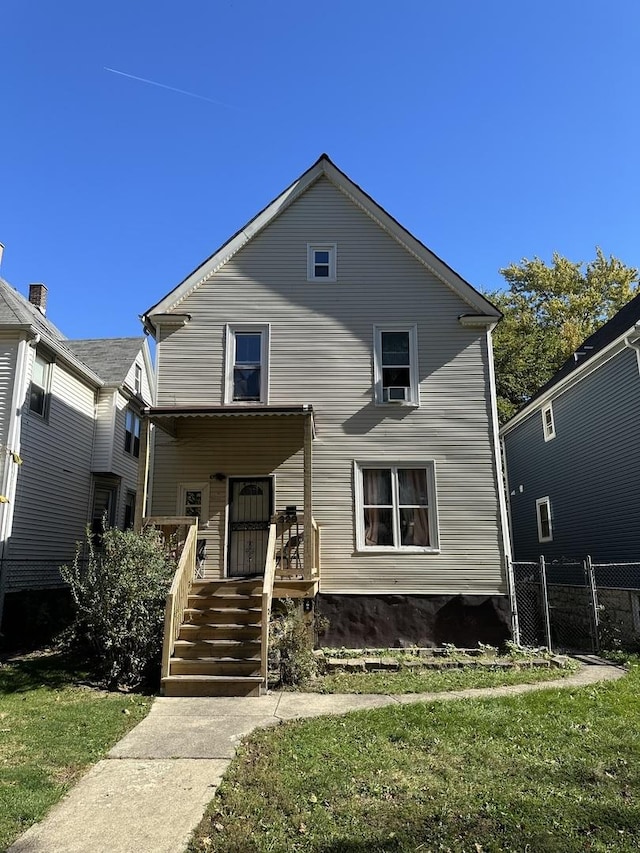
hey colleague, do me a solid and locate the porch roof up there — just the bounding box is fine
[145,404,315,437]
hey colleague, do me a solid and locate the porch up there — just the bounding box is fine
[148,512,320,696]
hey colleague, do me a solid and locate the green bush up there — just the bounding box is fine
[60,525,176,689]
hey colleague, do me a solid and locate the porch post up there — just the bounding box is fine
[303,411,313,577]
[134,416,151,532]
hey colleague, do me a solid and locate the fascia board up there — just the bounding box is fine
[500,329,635,437]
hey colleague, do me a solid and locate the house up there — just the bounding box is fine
[501,292,640,563]
[139,154,511,695]
[0,276,154,641]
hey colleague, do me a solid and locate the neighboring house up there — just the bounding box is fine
[501,293,640,562]
[140,152,511,664]
[0,277,154,637]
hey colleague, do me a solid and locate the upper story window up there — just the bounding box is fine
[307,244,336,281]
[354,462,439,552]
[29,351,52,418]
[134,363,142,394]
[225,324,270,404]
[373,325,419,405]
[536,496,553,542]
[542,403,555,441]
[125,408,141,458]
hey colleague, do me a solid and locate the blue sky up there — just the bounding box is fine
[2,1,639,339]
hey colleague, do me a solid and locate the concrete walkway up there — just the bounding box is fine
[9,658,624,853]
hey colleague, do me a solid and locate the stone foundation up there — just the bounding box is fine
[315,593,511,649]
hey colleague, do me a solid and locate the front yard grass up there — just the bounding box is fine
[190,660,639,853]
[0,652,151,851]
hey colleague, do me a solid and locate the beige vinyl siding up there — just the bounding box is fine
[7,356,96,587]
[123,347,154,405]
[110,390,142,527]
[153,176,506,594]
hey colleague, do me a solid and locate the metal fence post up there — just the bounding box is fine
[507,558,521,646]
[539,555,553,651]
[584,555,600,654]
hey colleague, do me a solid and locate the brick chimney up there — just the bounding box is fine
[28,283,48,315]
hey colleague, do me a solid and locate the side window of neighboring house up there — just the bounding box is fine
[124,408,141,457]
[307,243,337,281]
[225,324,269,404]
[178,483,210,525]
[123,491,136,529]
[373,325,419,405]
[536,496,553,542]
[134,363,142,395]
[354,462,439,552]
[542,403,556,441]
[29,351,52,418]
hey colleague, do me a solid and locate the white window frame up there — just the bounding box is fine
[29,350,53,419]
[224,324,270,404]
[542,403,556,441]
[307,243,337,282]
[134,363,142,394]
[177,482,210,527]
[373,324,419,406]
[536,496,553,543]
[354,461,440,553]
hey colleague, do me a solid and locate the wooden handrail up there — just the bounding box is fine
[160,520,198,681]
[261,521,278,690]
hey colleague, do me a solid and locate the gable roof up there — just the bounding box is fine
[66,338,145,386]
[0,277,67,342]
[0,277,103,387]
[501,291,640,433]
[142,154,500,331]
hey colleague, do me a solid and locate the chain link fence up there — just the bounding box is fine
[512,557,640,653]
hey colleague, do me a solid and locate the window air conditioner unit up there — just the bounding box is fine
[386,386,409,402]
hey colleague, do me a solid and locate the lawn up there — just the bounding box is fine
[190,661,639,853]
[0,652,151,851]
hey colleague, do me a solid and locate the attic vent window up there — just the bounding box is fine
[307,244,336,281]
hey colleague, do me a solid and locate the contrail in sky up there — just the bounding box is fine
[104,67,238,109]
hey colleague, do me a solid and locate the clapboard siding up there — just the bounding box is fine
[110,390,143,528]
[8,356,96,577]
[153,177,506,594]
[0,340,17,493]
[92,388,116,472]
[504,347,640,562]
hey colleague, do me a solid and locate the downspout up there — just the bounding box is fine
[624,324,640,372]
[485,327,517,641]
[0,336,34,625]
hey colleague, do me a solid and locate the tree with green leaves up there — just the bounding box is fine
[488,248,639,423]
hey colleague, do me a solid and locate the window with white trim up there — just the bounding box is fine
[307,244,336,281]
[373,325,419,405]
[29,351,52,418]
[225,324,269,404]
[542,403,555,441]
[134,363,142,394]
[177,482,210,525]
[354,462,439,552]
[124,408,141,458]
[536,496,553,542]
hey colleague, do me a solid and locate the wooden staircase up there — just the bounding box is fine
[161,579,265,697]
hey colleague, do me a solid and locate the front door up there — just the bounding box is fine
[227,478,273,577]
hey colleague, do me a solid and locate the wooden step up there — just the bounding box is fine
[161,675,263,697]
[192,579,264,596]
[173,638,261,659]
[169,657,261,676]
[187,593,262,609]
[183,606,262,625]
[178,623,261,641]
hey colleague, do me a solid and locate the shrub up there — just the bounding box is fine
[60,525,176,689]
[269,599,317,687]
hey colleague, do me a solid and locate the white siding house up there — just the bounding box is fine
[0,279,154,640]
[142,155,511,647]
